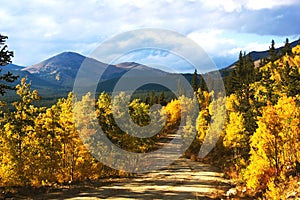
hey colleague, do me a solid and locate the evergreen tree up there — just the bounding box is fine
[278,61,300,97]
[256,64,277,104]
[158,91,166,106]
[269,39,277,63]
[199,75,208,92]
[226,51,256,96]
[191,69,198,92]
[223,51,258,163]
[149,91,157,105]
[231,51,256,108]
[0,34,18,95]
[281,38,292,56]
[225,70,236,95]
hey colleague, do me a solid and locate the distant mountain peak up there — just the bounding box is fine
[116,62,141,68]
[11,51,169,92]
[52,51,86,59]
[22,51,86,74]
[116,62,167,75]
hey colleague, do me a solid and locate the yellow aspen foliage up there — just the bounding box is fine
[244,95,300,192]
[129,99,151,126]
[128,97,165,152]
[177,96,199,131]
[195,90,212,142]
[196,108,210,142]
[292,44,300,55]
[74,92,114,179]
[164,95,198,131]
[223,112,245,149]
[33,105,61,185]
[96,92,114,135]
[0,78,40,186]
[223,94,247,152]
[60,92,99,183]
[255,44,300,101]
[196,89,211,109]
[164,99,181,128]
[205,96,226,150]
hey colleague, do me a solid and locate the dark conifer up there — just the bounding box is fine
[281,38,292,56]
[269,39,277,63]
[0,34,19,95]
[199,75,208,92]
[191,69,198,92]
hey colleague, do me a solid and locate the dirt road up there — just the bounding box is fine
[20,157,230,200]
[13,132,230,199]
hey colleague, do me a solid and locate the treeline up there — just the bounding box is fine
[0,77,202,186]
[184,39,300,199]
[131,90,172,106]
[210,39,300,199]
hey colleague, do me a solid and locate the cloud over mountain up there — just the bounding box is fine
[1,0,299,70]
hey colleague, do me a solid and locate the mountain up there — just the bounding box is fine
[22,52,105,89]
[23,52,85,74]
[2,63,24,71]
[2,52,170,98]
[3,38,299,103]
[115,62,167,77]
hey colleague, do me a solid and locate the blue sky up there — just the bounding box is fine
[1,0,300,72]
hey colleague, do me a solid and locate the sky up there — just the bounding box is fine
[1,0,300,73]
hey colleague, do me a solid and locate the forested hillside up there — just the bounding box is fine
[0,39,299,199]
[215,40,300,199]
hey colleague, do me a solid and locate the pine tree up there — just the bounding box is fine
[269,39,277,63]
[226,51,256,96]
[158,91,166,106]
[0,34,18,95]
[224,70,235,95]
[191,69,198,92]
[231,52,257,135]
[149,91,157,105]
[255,64,277,104]
[278,61,300,97]
[222,52,258,166]
[199,75,208,92]
[281,38,292,56]
[255,43,300,104]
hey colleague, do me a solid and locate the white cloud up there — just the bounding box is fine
[187,29,292,68]
[199,0,300,12]
[87,29,216,73]
[199,0,244,12]
[188,30,236,55]
[1,0,299,70]
[245,0,300,10]
[228,41,283,56]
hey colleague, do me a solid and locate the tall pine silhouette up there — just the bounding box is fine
[0,34,18,95]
